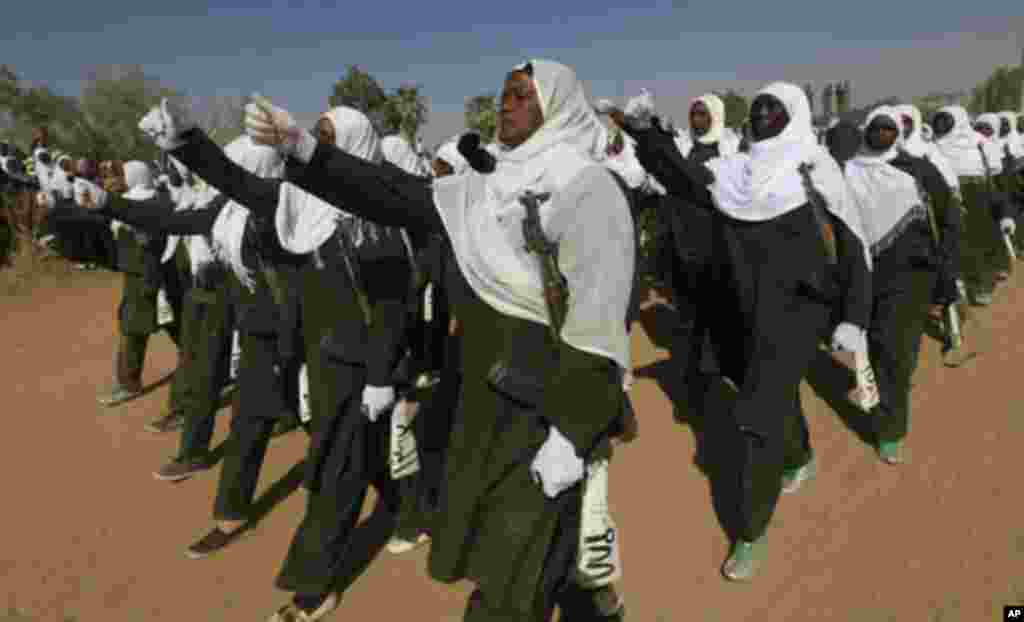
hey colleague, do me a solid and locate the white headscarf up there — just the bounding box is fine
[434,137,469,176]
[601,130,654,190]
[623,89,655,124]
[208,136,285,290]
[998,111,1023,157]
[122,161,155,200]
[32,147,56,193]
[892,104,959,190]
[702,82,870,266]
[381,134,430,177]
[276,106,386,254]
[673,94,738,157]
[976,112,1005,150]
[161,157,201,263]
[844,106,924,255]
[432,59,634,370]
[933,106,1002,176]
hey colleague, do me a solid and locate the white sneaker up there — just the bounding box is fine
[386,533,430,554]
[266,592,338,622]
[781,458,816,494]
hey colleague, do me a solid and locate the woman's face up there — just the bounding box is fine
[748,94,789,142]
[900,114,914,140]
[973,122,994,139]
[690,101,711,136]
[498,69,544,148]
[864,116,899,152]
[999,117,1011,138]
[315,117,336,146]
[431,157,454,178]
[931,112,955,138]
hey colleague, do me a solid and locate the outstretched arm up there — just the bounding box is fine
[167,128,441,237]
[101,192,224,236]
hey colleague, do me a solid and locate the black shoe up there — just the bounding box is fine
[144,411,185,433]
[153,454,213,482]
[185,524,248,559]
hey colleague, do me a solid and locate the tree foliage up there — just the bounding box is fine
[912,89,970,123]
[328,66,428,142]
[383,84,429,142]
[0,64,180,162]
[328,65,390,129]
[968,65,1023,115]
[716,89,748,128]
[465,93,497,141]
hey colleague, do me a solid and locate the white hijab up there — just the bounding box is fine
[122,161,155,200]
[674,94,739,157]
[933,106,1002,177]
[434,137,469,176]
[276,106,385,254]
[209,136,285,290]
[976,112,1005,150]
[161,156,202,264]
[892,104,959,190]
[601,130,654,190]
[32,147,55,193]
[432,59,634,370]
[998,111,1023,158]
[703,82,870,266]
[381,134,430,177]
[844,107,924,255]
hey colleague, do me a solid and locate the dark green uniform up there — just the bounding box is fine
[167,128,627,621]
[174,257,235,459]
[163,241,193,415]
[113,224,174,392]
[958,177,1010,298]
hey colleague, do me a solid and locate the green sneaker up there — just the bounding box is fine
[98,385,142,407]
[877,440,906,465]
[781,458,816,494]
[722,538,763,582]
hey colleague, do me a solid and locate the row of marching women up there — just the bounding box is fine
[28,55,1024,621]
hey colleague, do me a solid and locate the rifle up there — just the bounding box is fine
[520,190,569,342]
[332,224,374,327]
[977,143,1017,266]
[904,151,969,366]
[796,162,838,264]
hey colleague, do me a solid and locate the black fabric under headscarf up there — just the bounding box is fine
[826,120,862,167]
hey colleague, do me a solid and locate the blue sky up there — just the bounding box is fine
[3,1,1022,146]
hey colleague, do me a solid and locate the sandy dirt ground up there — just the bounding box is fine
[2,268,1022,622]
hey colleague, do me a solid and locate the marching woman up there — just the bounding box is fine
[931,106,1012,306]
[54,138,306,558]
[136,57,631,621]
[124,106,413,619]
[144,158,196,434]
[995,111,1024,251]
[620,82,872,582]
[842,107,957,464]
[100,161,178,406]
[892,104,965,350]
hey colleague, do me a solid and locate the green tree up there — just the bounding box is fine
[75,64,180,162]
[328,65,390,132]
[913,89,970,123]
[968,65,1023,114]
[465,93,497,141]
[382,84,428,143]
[717,89,748,128]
